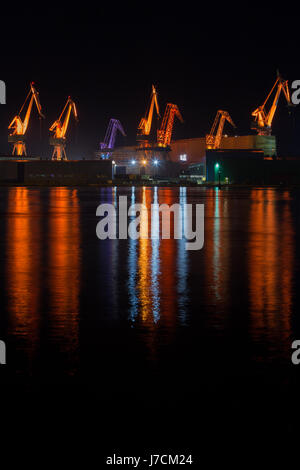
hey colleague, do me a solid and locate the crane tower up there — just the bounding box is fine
[206,110,236,149]
[8,82,44,156]
[100,119,126,158]
[49,97,78,160]
[157,103,183,148]
[137,85,160,146]
[251,73,291,136]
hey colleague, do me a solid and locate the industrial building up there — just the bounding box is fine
[206,149,265,184]
[169,134,276,164]
[110,134,276,179]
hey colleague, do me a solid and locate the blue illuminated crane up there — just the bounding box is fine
[100,119,126,158]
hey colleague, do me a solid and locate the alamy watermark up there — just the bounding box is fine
[0,340,6,364]
[0,80,6,104]
[291,81,300,105]
[96,196,204,250]
[291,340,300,364]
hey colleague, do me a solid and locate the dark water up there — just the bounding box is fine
[1,186,300,449]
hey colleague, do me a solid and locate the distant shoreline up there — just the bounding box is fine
[0,182,297,189]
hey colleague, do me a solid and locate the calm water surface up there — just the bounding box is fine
[0,186,300,406]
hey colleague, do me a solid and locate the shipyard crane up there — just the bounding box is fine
[206,110,236,149]
[8,82,44,156]
[137,85,160,144]
[49,97,78,160]
[251,74,291,135]
[157,103,183,148]
[100,119,126,158]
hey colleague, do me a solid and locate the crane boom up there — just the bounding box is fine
[101,119,126,151]
[206,110,236,149]
[157,103,183,148]
[137,85,160,141]
[99,119,126,159]
[8,82,44,156]
[49,97,78,160]
[251,74,291,135]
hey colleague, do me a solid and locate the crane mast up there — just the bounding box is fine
[206,110,236,149]
[157,103,183,148]
[137,85,160,145]
[251,74,291,135]
[8,82,44,156]
[49,97,78,160]
[100,119,126,158]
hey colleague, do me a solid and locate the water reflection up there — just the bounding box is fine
[213,188,221,300]
[208,188,230,305]
[128,187,138,321]
[127,187,188,326]
[2,186,298,382]
[177,187,188,324]
[151,187,160,323]
[138,187,152,323]
[159,189,178,329]
[203,188,231,325]
[248,189,293,351]
[6,187,42,365]
[109,186,119,316]
[47,187,81,373]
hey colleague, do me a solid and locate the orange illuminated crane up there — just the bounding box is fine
[8,82,44,156]
[251,74,291,135]
[137,85,160,145]
[157,103,183,148]
[49,97,78,160]
[206,110,236,149]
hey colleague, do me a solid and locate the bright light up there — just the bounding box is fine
[153,159,158,165]
[142,160,147,165]
[131,160,136,165]
[215,163,220,169]
[180,154,187,161]
[112,160,115,165]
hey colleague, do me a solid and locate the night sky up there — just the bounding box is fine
[0,3,299,158]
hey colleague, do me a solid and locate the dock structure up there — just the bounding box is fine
[0,157,112,184]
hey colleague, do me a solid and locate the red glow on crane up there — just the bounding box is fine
[157,103,183,148]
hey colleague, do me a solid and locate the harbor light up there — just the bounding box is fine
[215,162,221,186]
